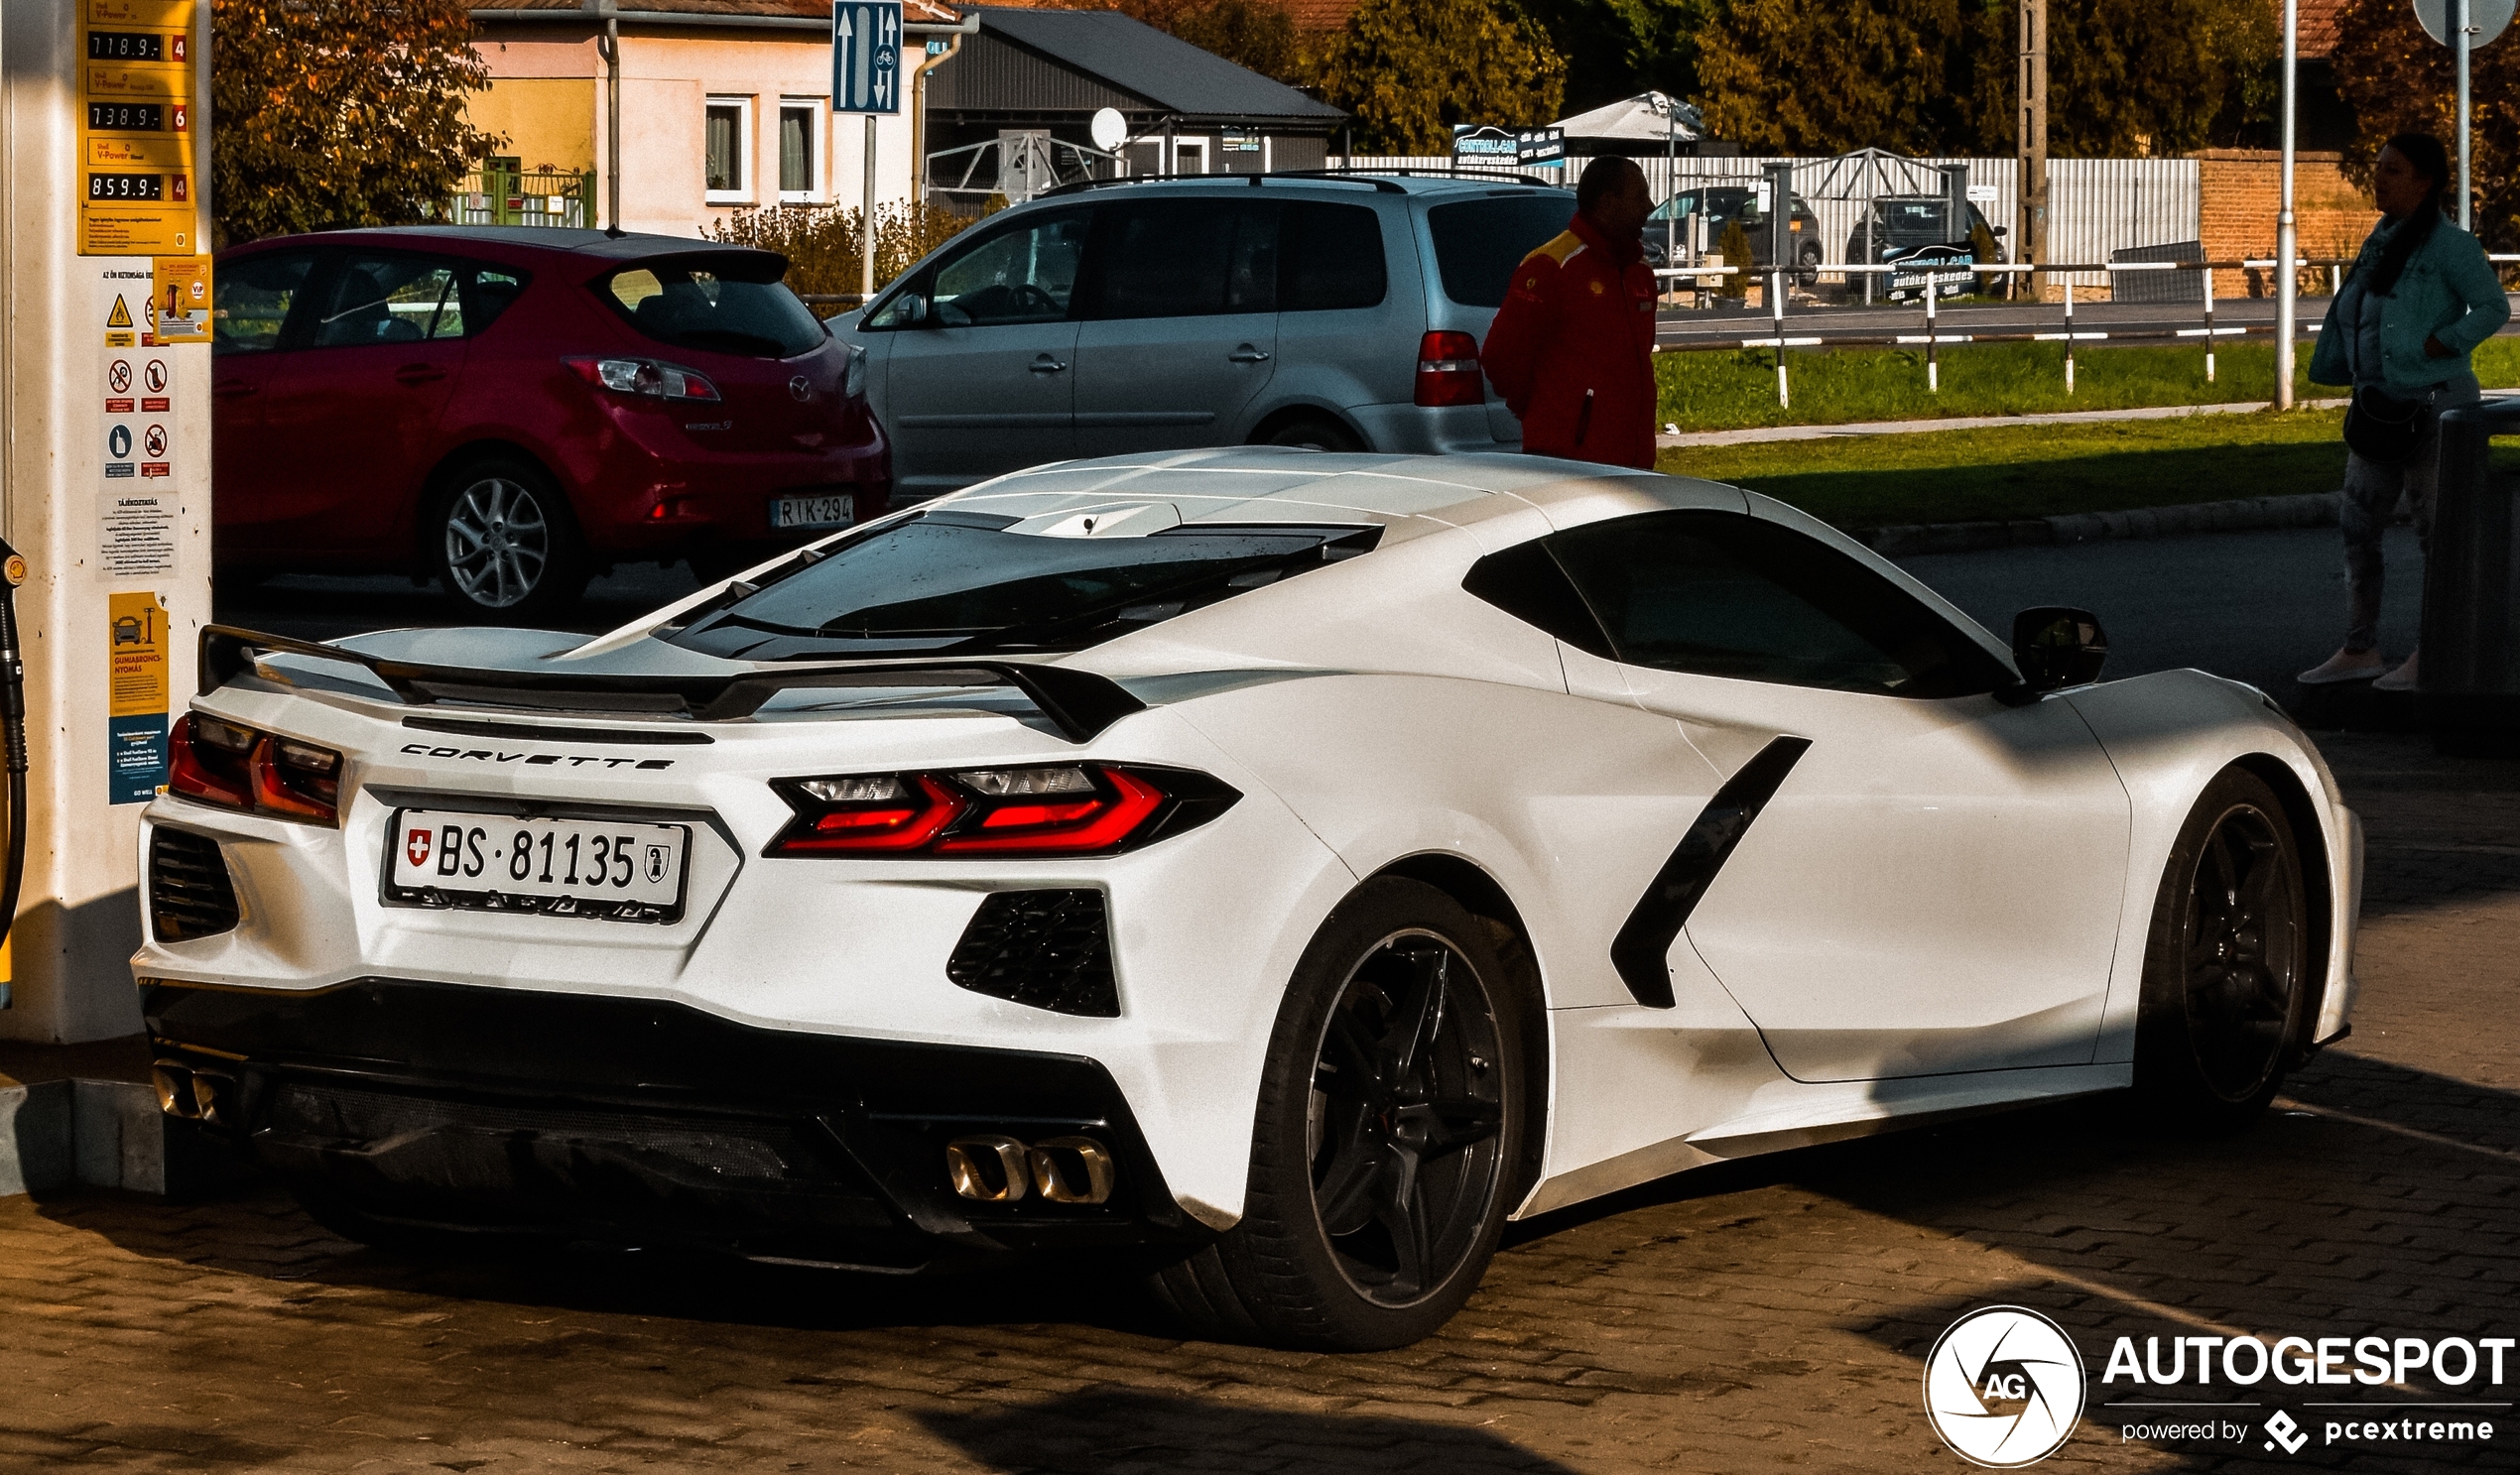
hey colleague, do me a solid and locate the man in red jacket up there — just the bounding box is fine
[1480,158,1661,469]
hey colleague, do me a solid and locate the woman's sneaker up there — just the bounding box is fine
[2298,648,2386,684]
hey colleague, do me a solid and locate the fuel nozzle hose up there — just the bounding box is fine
[0,542,30,953]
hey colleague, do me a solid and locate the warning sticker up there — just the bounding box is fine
[100,492,176,575]
[104,292,135,347]
[107,590,169,804]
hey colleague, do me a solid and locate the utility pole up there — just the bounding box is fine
[2017,0,2048,298]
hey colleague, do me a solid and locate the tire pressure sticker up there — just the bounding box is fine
[107,590,168,803]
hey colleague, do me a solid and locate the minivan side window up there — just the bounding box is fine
[1280,201,1386,311]
[213,251,316,355]
[1484,510,2010,698]
[1088,199,1276,318]
[922,212,1089,327]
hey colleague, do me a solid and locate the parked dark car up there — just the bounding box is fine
[1643,185,1824,275]
[1845,196,2006,302]
[212,227,889,617]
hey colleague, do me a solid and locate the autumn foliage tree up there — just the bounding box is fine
[1315,0,1567,153]
[1694,0,2275,158]
[2331,0,2519,248]
[211,0,501,243]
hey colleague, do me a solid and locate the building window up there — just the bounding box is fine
[705,96,752,202]
[780,100,820,200]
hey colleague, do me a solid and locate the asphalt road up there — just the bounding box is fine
[1897,524,2424,704]
[1655,293,2309,352]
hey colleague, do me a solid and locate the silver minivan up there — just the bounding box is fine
[831,173,1582,503]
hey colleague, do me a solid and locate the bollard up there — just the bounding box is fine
[1771,269,1789,409]
[2063,281,2077,395]
[1925,274,1940,393]
[2205,267,2216,384]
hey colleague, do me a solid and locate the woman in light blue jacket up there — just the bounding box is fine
[2301,132,2511,690]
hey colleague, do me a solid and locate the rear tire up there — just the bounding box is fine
[1262,417,1363,453]
[1149,878,1538,1350]
[2131,768,2312,1132]
[428,456,589,622]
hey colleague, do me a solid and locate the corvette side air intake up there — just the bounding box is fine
[195,625,1148,743]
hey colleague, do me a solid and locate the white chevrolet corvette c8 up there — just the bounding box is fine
[134,449,2361,1350]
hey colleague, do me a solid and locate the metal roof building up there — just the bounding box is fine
[924,7,1345,193]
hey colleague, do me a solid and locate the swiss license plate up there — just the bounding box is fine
[386,810,690,922]
[772,492,854,530]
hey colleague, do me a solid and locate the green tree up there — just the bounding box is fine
[1175,0,1304,80]
[1694,0,2274,158]
[2331,0,2520,248]
[211,0,501,244]
[1315,0,1568,153]
[1516,0,1713,116]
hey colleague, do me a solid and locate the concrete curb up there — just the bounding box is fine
[0,1075,242,1197]
[1860,490,2341,557]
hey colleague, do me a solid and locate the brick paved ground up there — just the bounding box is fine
[4,731,2518,1473]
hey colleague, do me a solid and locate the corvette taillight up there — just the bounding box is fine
[169,713,342,826]
[766,764,1234,858]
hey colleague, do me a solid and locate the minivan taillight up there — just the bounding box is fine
[766,765,1236,858]
[566,356,722,403]
[169,713,342,826]
[1416,330,1485,408]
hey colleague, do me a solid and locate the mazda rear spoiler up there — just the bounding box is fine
[198,626,1148,744]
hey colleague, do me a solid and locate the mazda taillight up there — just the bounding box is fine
[566,355,722,403]
[766,764,1235,858]
[168,713,343,826]
[1415,330,1485,408]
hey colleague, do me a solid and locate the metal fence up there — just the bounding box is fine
[1323,153,2205,294]
[448,166,595,229]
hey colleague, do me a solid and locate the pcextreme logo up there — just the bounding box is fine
[1923,1306,2088,1467]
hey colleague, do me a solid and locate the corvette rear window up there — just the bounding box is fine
[665,511,1379,660]
[599,255,824,358]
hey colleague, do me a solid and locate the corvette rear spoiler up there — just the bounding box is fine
[197,625,1148,744]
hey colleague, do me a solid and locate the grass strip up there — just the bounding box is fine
[1659,408,2350,530]
[1655,336,2520,431]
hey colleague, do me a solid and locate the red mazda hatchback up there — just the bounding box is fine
[212,227,890,617]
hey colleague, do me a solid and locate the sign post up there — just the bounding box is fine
[833,1,903,301]
[2413,0,2514,228]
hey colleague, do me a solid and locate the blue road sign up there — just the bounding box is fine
[833,2,903,115]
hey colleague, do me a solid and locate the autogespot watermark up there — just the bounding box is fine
[1925,1308,2513,1465]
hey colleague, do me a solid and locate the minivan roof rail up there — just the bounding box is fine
[1037,167,1570,199]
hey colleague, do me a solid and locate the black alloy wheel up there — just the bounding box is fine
[1148,877,1537,1350]
[1305,929,1508,1307]
[2135,768,2312,1128]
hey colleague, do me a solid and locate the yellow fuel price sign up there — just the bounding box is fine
[75,0,199,256]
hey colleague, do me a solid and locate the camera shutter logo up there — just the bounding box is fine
[1923,1306,2087,1467]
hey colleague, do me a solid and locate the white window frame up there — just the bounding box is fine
[778,97,824,202]
[704,94,755,204]
[1172,137,1208,176]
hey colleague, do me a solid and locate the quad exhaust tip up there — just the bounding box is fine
[945,1133,1115,1205]
[151,1059,233,1125]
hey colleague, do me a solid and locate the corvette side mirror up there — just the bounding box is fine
[2010,606,2107,693]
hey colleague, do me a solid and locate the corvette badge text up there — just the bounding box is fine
[400,743,675,771]
[1925,1307,2508,1465]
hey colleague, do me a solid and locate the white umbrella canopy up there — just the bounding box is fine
[1553,91,1703,144]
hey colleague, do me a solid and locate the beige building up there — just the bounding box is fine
[465,0,966,238]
